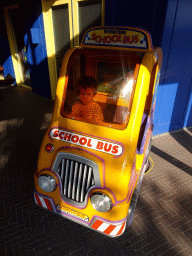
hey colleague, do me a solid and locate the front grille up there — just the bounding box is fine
[52,153,101,207]
[57,159,95,202]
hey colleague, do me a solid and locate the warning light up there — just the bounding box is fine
[45,144,54,153]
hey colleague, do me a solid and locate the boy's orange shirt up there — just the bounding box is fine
[71,100,103,124]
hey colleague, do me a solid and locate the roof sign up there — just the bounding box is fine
[82,27,151,50]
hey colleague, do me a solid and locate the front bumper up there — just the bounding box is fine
[34,191,126,237]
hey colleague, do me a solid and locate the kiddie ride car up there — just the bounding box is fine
[34,27,163,237]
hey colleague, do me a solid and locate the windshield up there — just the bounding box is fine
[61,48,143,129]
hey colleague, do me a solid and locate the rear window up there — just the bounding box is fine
[61,48,142,129]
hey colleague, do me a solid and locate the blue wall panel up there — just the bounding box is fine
[154,0,192,134]
[105,0,168,47]
[153,83,179,135]
[104,0,114,26]
[23,0,52,99]
[185,82,192,128]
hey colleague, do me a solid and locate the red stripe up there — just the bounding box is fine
[103,224,116,235]
[116,222,126,236]
[91,220,103,230]
[44,198,53,211]
[35,194,42,207]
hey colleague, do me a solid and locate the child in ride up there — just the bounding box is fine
[69,76,103,124]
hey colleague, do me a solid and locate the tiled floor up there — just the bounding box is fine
[0,87,192,256]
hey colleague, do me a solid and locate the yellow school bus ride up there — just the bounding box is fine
[34,26,163,237]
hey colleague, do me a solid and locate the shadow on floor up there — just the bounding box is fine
[151,145,192,176]
[170,127,192,155]
[0,86,54,183]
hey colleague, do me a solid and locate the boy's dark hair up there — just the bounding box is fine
[76,76,97,95]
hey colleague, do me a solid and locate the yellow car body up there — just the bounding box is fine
[34,27,162,237]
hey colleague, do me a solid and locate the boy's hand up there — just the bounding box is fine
[79,107,90,118]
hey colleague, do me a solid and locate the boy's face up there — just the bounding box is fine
[79,88,94,105]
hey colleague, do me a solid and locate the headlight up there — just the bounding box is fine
[38,175,56,192]
[91,193,112,212]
